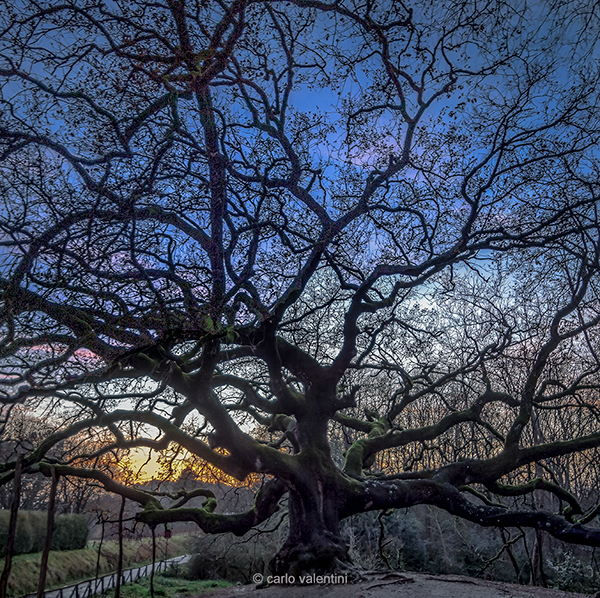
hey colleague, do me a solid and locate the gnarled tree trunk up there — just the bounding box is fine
[271,483,350,577]
[271,481,350,577]
[270,412,352,577]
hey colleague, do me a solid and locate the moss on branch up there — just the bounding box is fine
[137,479,286,535]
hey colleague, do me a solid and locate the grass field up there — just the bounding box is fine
[0,534,193,597]
[96,574,232,597]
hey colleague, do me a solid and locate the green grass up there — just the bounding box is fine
[0,534,193,597]
[97,575,233,597]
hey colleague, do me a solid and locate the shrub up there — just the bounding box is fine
[0,510,89,556]
[546,548,600,593]
[28,511,48,553]
[0,510,35,557]
[51,514,89,551]
[186,522,284,583]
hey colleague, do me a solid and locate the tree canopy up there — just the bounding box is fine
[1,0,600,576]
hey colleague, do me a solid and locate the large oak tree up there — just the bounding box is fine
[1,0,600,576]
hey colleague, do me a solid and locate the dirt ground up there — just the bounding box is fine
[201,571,598,598]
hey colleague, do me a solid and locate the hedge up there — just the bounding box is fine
[0,511,89,556]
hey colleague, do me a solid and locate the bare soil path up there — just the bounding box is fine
[200,571,597,598]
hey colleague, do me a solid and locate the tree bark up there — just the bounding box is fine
[95,515,106,581]
[37,465,58,598]
[150,525,156,598]
[114,496,126,598]
[0,455,23,598]
[270,469,350,576]
[530,529,547,587]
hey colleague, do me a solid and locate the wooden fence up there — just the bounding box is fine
[21,554,190,598]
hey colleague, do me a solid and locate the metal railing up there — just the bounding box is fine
[21,554,190,598]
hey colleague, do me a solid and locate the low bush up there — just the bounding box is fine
[185,519,285,583]
[51,514,89,551]
[546,549,600,594]
[0,510,89,556]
